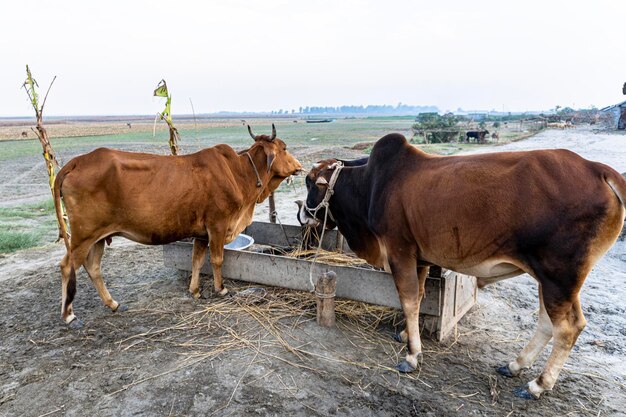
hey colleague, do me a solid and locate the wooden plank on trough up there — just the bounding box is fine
[163,241,441,315]
[454,272,477,317]
[437,270,477,341]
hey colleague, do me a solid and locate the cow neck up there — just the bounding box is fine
[241,145,269,192]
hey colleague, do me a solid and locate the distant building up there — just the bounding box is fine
[600,100,626,130]
[467,112,489,121]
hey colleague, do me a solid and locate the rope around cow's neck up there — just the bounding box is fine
[245,152,263,188]
[307,161,344,292]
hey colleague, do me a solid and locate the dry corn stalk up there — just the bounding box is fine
[22,65,69,238]
[22,65,59,190]
[153,79,180,155]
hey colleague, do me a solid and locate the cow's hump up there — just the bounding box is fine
[369,133,409,165]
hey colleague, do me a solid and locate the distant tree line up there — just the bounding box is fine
[269,103,439,115]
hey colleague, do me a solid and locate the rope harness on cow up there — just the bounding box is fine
[245,152,263,188]
[304,161,344,222]
[306,161,344,292]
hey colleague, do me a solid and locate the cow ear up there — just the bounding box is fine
[266,151,275,173]
[316,176,328,187]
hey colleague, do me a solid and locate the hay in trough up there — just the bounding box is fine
[288,248,370,267]
[283,225,377,269]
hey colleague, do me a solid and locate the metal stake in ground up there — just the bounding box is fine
[315,271,337,327]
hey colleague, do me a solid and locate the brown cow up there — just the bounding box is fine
[53,125,302,328]
[298,133,626,399]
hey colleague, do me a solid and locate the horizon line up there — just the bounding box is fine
[1,108,572,120]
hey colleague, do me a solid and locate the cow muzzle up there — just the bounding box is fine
[296,200,320,227]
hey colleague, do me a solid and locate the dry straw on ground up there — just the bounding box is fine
[110,277,428,395]
[110,230,451,398]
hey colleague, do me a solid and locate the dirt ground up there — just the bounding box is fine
[1,126,625,416]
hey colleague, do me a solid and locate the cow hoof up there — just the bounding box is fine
[395,360,416,373]
[416,352,424,366]
[68,318,84,330]
[114,304,129,313]
[393,333,407,344]
[513,385,539,400]
[496,365,514,378]
[217,288,229,297]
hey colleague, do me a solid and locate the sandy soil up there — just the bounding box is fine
[0,126,625,416]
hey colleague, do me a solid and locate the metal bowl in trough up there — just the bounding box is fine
[224,234,254,251]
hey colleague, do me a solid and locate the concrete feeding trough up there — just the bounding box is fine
[163,221,477,341]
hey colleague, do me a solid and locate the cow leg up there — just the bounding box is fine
[83,239,126,313]
[60,252,78,327]
[515,288,586,399]
[392,263,427,373]
[60,243,90,328]
[189,238,208,299]
[208,231,228,296]
[497,285,552,378]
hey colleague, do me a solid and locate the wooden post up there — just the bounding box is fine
[315,271,337,327]
[335,231,344,253]
[269,192,277,223]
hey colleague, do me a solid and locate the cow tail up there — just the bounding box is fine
[605,170,626,209]
[53,164,77,307]
[53,166,71,251]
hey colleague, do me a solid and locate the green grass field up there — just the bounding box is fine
[0,199,58,253]
[0,117,530,160]
[0,131,166,161]
[0,118,419,160]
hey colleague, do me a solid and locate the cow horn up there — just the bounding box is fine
[270,123,276,141]
[247,125,257,140]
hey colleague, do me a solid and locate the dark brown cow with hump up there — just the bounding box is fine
[54,125,302,329]
[298,133,626,399]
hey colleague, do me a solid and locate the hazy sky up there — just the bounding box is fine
[2,0,625,116]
